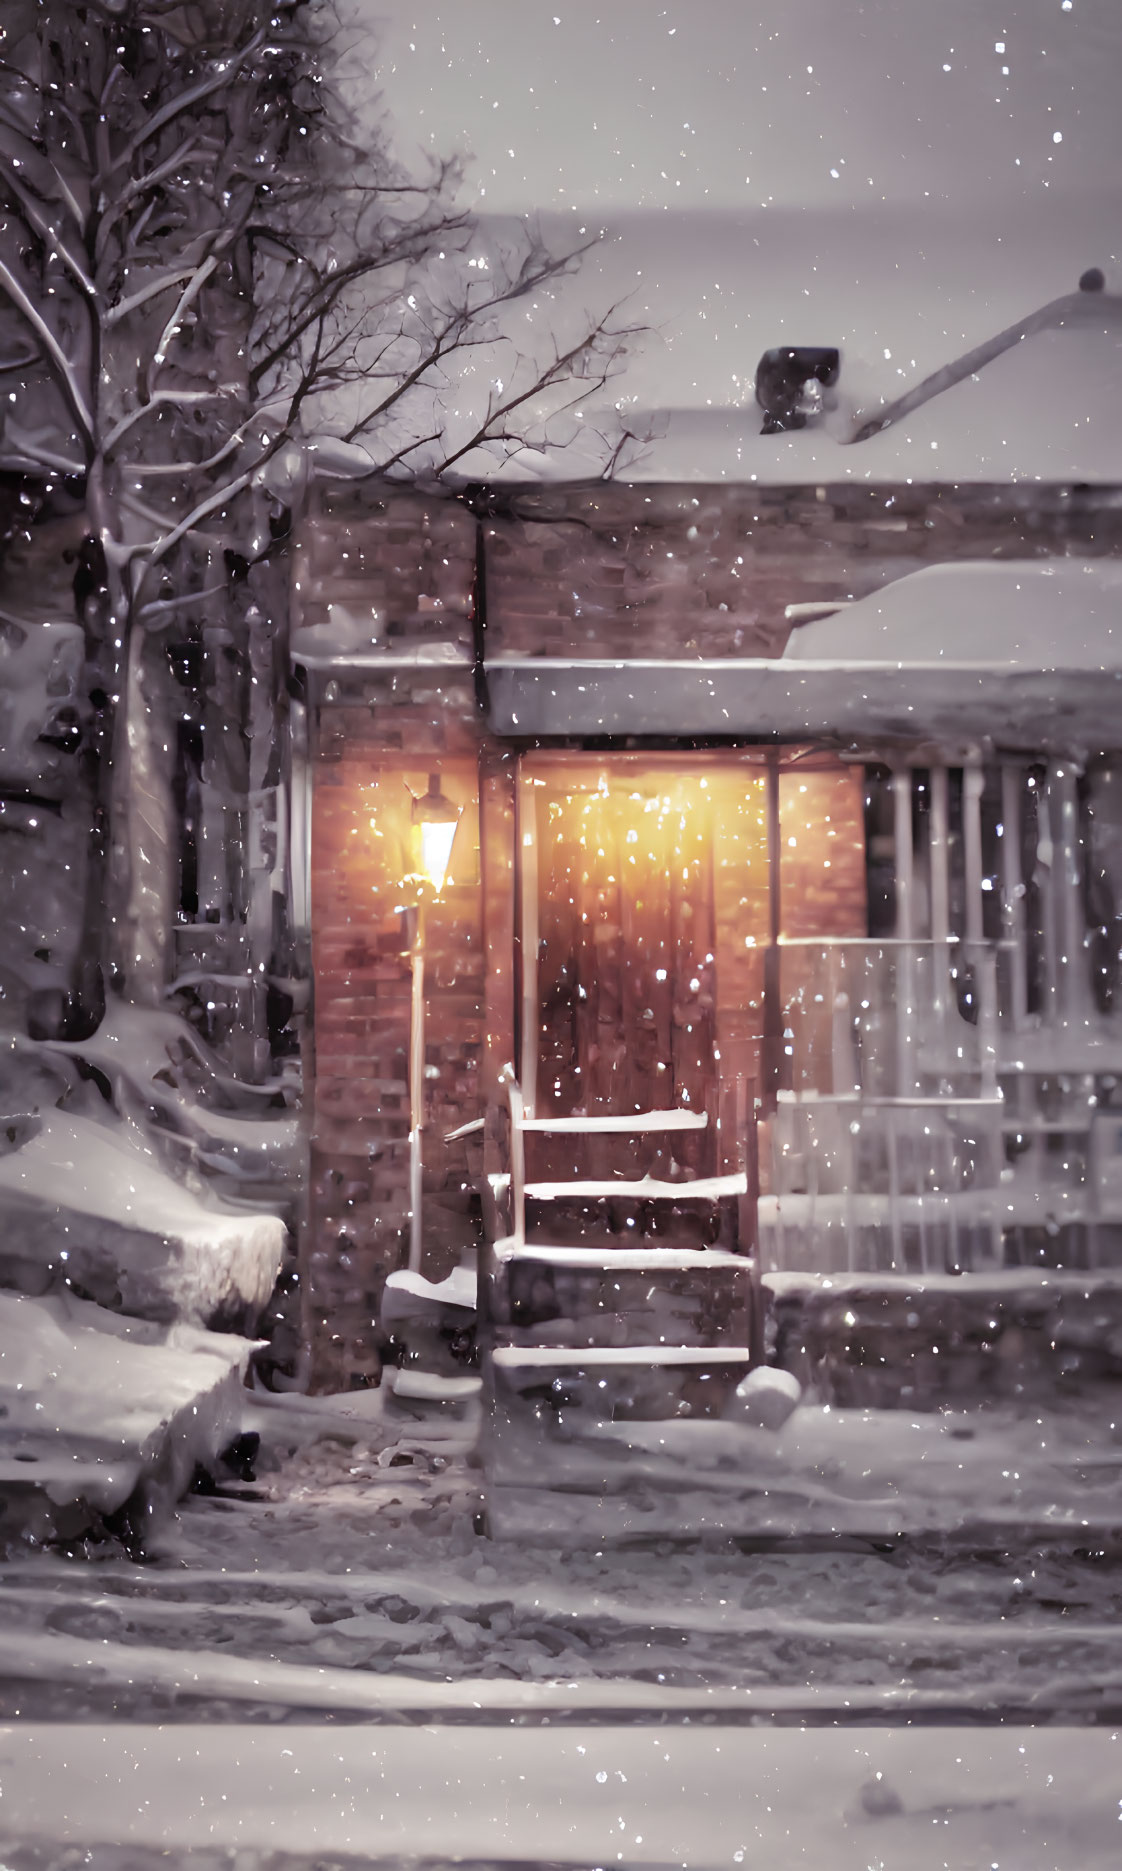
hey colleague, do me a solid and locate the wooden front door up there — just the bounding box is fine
[517,754,771,1183]
[515,749,869,1173]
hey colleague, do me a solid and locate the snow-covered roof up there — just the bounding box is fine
[607,318,1122,488]
[786,559,1122,668]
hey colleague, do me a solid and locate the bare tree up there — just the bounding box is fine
[0,0,638,1064]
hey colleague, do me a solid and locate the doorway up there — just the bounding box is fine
[515,749,868,1183]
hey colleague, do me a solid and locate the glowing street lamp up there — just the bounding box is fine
[406,775,462,1270]
[411,773,463,895]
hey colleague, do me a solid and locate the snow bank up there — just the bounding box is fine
[786,556,1122,668]
[0,1107,285,1326]
[41,1001,303,1186]
[0,1290,255,1542]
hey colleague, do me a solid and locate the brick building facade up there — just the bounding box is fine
[295,477,1122,1391]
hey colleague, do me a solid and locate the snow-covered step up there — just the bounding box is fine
[524,1170,747,1202]
[488,1342,754,1479]
[519,1107,708,1133]
[487,1239,755,1350]
[489,1391,1122,1542]
[491,1344,754,1370]
[492,1241,747,1268]
[486,1071,758,1510]
[0,1290,257,1545]
[486,1342,748,1509]
[0,1108,286,1328]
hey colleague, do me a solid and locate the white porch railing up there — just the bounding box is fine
[777,937,1009,1102]
[760,1091,1006,1276]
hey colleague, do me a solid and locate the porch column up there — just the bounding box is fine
[761,752,783,1114]
[928,764,951,944]
[480,750,518,1242]
[962,762,999,1101]
[962,762,986,946]
[892,766,917,1097]
[1051,761,1087,1025]
[892,765,915,941]
[516,764,540,1116]
[1000,762,1028,1027]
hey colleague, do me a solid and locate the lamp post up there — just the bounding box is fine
[407,775,463,1271]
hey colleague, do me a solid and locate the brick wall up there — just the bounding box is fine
[307,671,496,1388]
[294,483,476,657]
[480,481,1122,663]
[299,484,489,1389]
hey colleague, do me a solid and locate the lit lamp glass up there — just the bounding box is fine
[410,774,462,894]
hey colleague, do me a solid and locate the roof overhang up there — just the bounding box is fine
[485,656,1122,756]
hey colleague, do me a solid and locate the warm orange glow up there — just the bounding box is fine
[410,774,463,895]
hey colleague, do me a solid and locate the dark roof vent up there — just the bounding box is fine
[1080,267,1106,293]
[755,346,840,434]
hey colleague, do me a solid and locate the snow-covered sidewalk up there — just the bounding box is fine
[3,1381,1122,1866]
[1,1721,1120,1868]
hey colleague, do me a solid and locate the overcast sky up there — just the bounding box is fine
[349,0,1122,478]
[366,0,1118,218]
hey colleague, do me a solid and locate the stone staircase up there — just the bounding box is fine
[481,1072,758,1531]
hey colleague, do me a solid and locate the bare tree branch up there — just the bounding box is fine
[2,170,96,299]
[131,432,242,477]
[133,468,256,565]
[2,419,85,474]
[433,313,641,475]
[149,253,219,379]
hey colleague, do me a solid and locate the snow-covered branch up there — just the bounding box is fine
[141,470,255,566]
[0,0,645,1033]
[0,256,94,450]
[102,387,239,457]
[115,31,268,173]
[103,264,211,329]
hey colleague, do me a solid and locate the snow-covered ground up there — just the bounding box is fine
[4,1387,1122,1860]
[4,1386,1122,1725]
